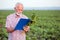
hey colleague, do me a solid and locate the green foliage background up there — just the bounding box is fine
[0,10,60,40]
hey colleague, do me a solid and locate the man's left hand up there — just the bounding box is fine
[23,26,30,32]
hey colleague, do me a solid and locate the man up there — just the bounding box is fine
[5,3,30,40]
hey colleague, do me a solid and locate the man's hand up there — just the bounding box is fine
[23,26,30,32]
[6,27,14,33]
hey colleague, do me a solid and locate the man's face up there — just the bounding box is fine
[15,4,23,13]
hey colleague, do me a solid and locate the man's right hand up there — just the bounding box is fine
[6,27,14,33]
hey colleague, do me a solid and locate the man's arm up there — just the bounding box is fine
[5,17,14,33]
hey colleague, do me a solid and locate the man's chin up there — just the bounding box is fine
[17,12,22,14]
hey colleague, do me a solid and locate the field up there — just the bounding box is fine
[0,10,60,40]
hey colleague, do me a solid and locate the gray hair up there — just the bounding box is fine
[15,3,23,7]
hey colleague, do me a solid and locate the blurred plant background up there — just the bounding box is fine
[0,10,60,40]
